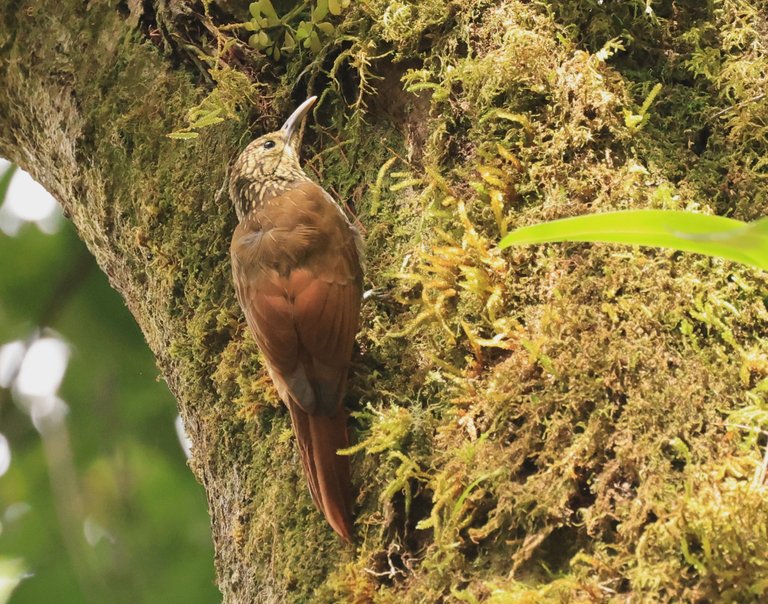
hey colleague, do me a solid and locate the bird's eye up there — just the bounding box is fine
[263,140,276,149]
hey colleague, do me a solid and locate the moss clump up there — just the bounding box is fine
[634,471,768,600]
[188,0,768,600]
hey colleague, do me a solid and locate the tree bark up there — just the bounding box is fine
[1,2,275,600]
[3,1,767,602]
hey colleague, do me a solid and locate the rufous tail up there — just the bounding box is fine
[287,403,354,542]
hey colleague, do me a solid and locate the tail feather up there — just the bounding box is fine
[287,402,354,542]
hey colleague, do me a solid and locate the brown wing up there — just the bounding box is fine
[230,180,363,415]
[231,181,362,540]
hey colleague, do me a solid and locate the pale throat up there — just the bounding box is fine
[232,162,309,222]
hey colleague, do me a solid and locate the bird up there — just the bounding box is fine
[228,96,363,542]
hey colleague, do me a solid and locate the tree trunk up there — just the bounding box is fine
[2,1,767,602]
[1,2,271,600]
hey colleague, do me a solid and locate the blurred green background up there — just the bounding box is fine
[0,162,218,603]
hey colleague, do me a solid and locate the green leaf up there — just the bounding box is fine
[258,0,279,20]
[248,2,261,18]
[189,109,224,129]
[316,21,334,35]
[0,163,18,204]
[623,110,644,129]
[249,30,271,49]
[167,131,200,140]
[295,21,311,40]
[308,30,322,53]
[313,0,328,23]
[624,83,662,132]
[283,31,296,51]
[328,0,342,16]
[499,210,768,271]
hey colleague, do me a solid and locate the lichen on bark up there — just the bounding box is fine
[2,0,767,602]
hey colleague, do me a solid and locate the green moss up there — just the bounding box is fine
[201,0,767,599]
[311,0,768,601]
[633,471,768,600]
[4,0,767,600]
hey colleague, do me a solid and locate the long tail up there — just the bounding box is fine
[287,402,354,541]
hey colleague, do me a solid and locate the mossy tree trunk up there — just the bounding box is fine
[2,1,767,602]
[0,2,263,600]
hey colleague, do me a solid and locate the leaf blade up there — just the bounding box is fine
[499,210,768,271]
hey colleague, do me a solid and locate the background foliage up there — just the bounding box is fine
[0,170,217,603]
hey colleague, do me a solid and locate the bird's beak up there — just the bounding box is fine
[281,96,317,148]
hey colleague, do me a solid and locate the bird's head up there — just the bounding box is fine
[230,96,317,220]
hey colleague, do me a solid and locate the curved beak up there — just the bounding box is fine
[280,96,317,145]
